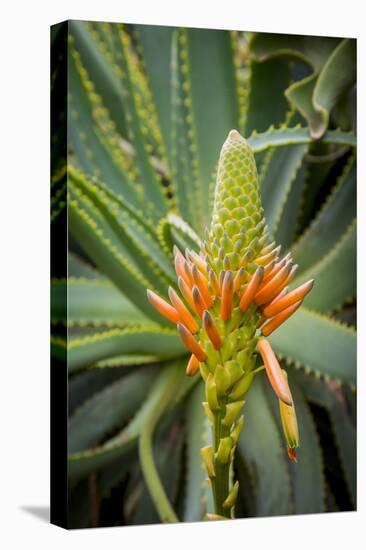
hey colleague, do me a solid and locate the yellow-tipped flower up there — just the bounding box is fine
[186,354,200,376]
[279,370,300,463]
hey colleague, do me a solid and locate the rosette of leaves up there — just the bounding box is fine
[51,22,356,527]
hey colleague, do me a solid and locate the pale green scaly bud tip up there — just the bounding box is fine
[207,129,266,268]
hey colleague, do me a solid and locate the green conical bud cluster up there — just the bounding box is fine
[206,130,266,271]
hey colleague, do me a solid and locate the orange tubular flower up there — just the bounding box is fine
[177,323,207,362]
[186,354,200,376]
[168,287,199,334]
[220,271,234,321]
[192,285,208,318]
[239,266,264,312]
[174,249,192,287]
[177,276,196,311]
[261,300,303,336]
[254,262,292,305]
[263,286,288,310]
[186,248,207,275]
[262,260,276,279]
[146,290,180,324]
[191,264,214,307]
[208,266,221,297]
[203,310,222,350]
[263,280,314,318]
[257,339,293,406]
[262,256,287,282]
[233,267,246,293]
[282,264,299,288]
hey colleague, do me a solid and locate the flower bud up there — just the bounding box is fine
[279,370,299,462]
[200,446,215,478]
[223,480,239,509]
[225,359,243,386]
[229,372,255,401]
[206,373,220,411]
[214,364,231,396]
[230,415,244,445]
[202,401,214,424]
[216,437,234,463]
[146,290,180,324]
[257,338,293,406]
[222,400,245,427]
[186,354,200,376]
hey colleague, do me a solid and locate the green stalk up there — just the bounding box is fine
[212,403,231,518]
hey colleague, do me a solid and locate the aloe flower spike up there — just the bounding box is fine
[147,129,314,518]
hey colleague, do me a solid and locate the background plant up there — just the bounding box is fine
[51,22,356,527]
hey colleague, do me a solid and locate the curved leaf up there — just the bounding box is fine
[69,366,157,453]
[68,44,139,203]
[285,73,324,136]
[260,144,308,235]
[171,28,239,231]
[243,57,291,135]
[294,221,356,313]
[250,34,353,137]
[95,354,163,368]
[292,157,356,272]
[270,307,356,385]
[248,127,356,153]
[274,163,307,250]
[294,370,356,506]
[68,364,186,480]
[68,252,105,280]
[313,39,356,138]
[52,278,149,327]
[68,366,130,415]
[108,24,170,218]
[68,196,165,323]
[69,20,128,138]
[69,168,175,291]
[249,33,340,71]
[289,382,325,514]
[135,24,175,161]
[68,326,185,373]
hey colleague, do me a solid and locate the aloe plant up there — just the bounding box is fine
[51,21,356,527]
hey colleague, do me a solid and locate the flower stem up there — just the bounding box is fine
[211,401,232,518]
